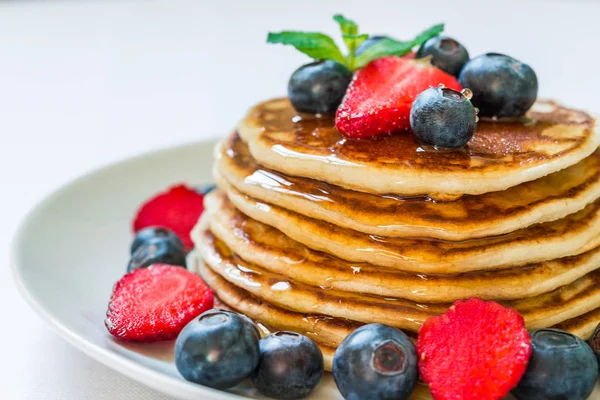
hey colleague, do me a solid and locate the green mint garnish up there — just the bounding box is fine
[266,32,347,65]
[354,24,444,69]
[333,14,368,70]
[267,14,443,71]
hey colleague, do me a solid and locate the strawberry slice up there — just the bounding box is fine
[105,264,214,341]
[416,298,531,400]
[133,184,205,251]
[335,56,462,138]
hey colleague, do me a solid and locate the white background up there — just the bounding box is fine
[2,0,600,398]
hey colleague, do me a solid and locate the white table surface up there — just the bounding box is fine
[2,0,600,398]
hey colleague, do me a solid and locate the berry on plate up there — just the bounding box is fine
[409,86,477,148]
[133,184,205,251]
[251,331,324,400]
[416,298,531,400]
[174,309,260,389]
[288,60,352,114]
[105,264,213,341]
[130,226,184,255]
[127,236,187,272]
[513,328,598,400]
[333,324,418,400]
[335,57,462,138]
[458,53,538,118]
[416,36,469,77]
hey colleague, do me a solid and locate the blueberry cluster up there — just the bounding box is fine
[174,309,324,399]
[409,36,539,148]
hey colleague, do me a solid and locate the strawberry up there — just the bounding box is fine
[133,184,204,251]
[105,264,214,341]
[335,56,462,138]
[416,298,531,400]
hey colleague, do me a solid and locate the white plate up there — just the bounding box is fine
[9,139,344,400]
[10,139,599,400]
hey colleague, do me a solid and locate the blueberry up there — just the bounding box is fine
[127,237,187,272]
[130,226,183,255]
[416,36,469,77]
[288,60,352,114]
[409,86,477,148]
[588,323,600,363]
[174,309,260,389]
[196,183,216,195]
[458,53,538,118]
[512,329,598,400]
[251,331,323,399]
[355,35,387,56]
[333,324,418,400]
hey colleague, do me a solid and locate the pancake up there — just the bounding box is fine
[197,225,600,333]
[238,98,599,199]
[210,187,600,273]
[217,132,600,240]
[192,253,600,347]
[194,204,600,302]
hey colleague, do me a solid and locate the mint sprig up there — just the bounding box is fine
[333,14,368,71]
[267,15,444,71]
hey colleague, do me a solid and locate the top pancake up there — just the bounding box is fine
[238,98,598,199]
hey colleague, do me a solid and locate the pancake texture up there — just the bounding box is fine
[238,98,599,199]
[196,226,600,333]
[195,202,600,302]
[217,133,600,240]
[191,252,600,353]
[212,186,600,273]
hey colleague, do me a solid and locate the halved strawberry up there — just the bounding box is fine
[105,264,214,341]
[335,56,462,138]
[133,184,204,251]
[417,298,531,400]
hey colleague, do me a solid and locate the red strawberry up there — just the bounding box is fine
[335,56,462,138]
[416,298,531,400]
[133,184,204,251]
[105,264,214,341]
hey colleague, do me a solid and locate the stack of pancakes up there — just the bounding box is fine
[191,98,600,372]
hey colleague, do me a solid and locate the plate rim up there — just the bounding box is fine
[9,137,251,400]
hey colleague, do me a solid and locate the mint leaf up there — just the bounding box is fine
[343,33,369,70]
[267,31,347,66]
[333,14,358,36]
[354,23,444,69]
[333,14,366,70]
[343,33,369,50]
